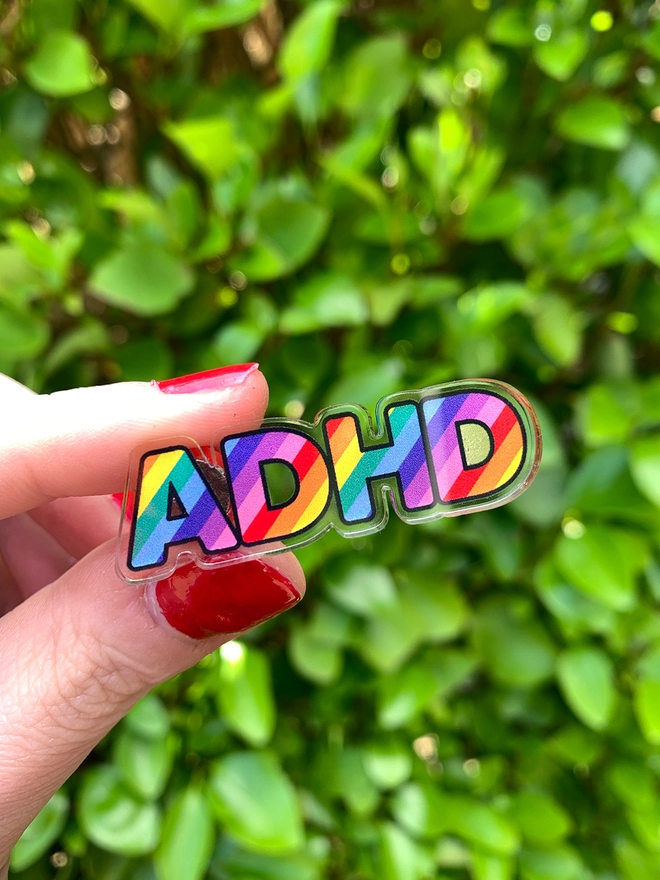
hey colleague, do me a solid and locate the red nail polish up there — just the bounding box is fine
[154,363,258,394]
[112,491,135,521]
[154,559,301,639]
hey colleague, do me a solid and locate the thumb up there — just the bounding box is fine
[0,541,304,861]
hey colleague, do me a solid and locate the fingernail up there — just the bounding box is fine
[152,559,301,640]
[153,363,259,394]
[111,491,135,521]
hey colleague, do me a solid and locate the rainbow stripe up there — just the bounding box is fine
[422,392,524,502]
[325,403,433,523]
[222,430,330,544]
[129,447,237,571]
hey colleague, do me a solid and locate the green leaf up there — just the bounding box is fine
[185,0,265,33]
[280,273,368,334]
[556,646,616,731]
[124,694,171,740]
[378,665,442,730]
[279,1,342,82]
[473,597,556,688]
[209,752,304,853]
[288,626,343,685]
[555,96,631,151]
[390,782,453,838]
[10,791,69,872]
[534,29,588,81]
[114,729,173,800]
[609,761,657,808]
[327,747,380,815]
[519,846,584,880]
[89,243,193,316]
[5,221,82,287]
[554,525,646,611]
[628,180,660,265]
[124,0,188,32]
[593,50,630,88]
[217,642,276,747]
[78,766,161,856]
[360,575,468,672]
[628,216,660,266]
[155,789,215,880]
[115,338,174,382]
[565,446,657,525]
[212,842,322,880]
[323,357,405,411]
[456,36,507,97]
[448,796,520,856]
[634,679,660,745]
[457,282,533,332]
[232,188,330,281]
[532,294,583,367]
[306,601,353,645]
[25,31,97,97]
[535,558,616,634]
[163,117,246,178]
[487,7,532,46]
[577,383,636,447]
[630,435,660,507]
[213,320,265,365]
[363,742,412,791]
[340,35,412,120]
[378,650,478,729]
[42,320,111,378]
[625,799,660,852]
[509,792,572,846]
[326,564,398,616]
[377,822,429,880]
[0,305,49,359]
[472,852,515,880]
[463,189,526,241]
[0,244,42,303]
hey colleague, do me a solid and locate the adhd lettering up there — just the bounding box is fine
[122,380,541,579]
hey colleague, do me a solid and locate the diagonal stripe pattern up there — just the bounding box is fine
[130,448,237,570]
[223,430,330,544]
[422,392,524,502]
[325,403,433,523]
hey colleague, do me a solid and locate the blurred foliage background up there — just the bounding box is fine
[4,0,660,877]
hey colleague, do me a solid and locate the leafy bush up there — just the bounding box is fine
[4,0,660,877]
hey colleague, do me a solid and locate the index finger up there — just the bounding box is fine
[0,364,266,519]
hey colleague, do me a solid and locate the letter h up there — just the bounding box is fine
[324,401,435,525]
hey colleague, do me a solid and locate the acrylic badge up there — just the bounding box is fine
[117,379,542,583]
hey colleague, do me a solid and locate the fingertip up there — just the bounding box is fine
[259,551,306,600]
[245,367,269,418]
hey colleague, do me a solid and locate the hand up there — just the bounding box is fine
[0,365,305,873]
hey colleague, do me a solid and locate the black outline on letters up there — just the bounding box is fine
[127,445,240,573]
[322,400,436,527]
[455,419,495,471]
[420,390,527,504]
[166,482,188,521]
[220,427,332,547]
[258,458,301,511]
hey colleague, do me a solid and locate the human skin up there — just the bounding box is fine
[0,366,305,874]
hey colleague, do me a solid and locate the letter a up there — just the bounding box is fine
[422,390,525,503]
[324,402,434,525]
[128,447,238,571]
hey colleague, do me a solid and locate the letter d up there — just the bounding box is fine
[222,429,331,545]
[422,389,527,503]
